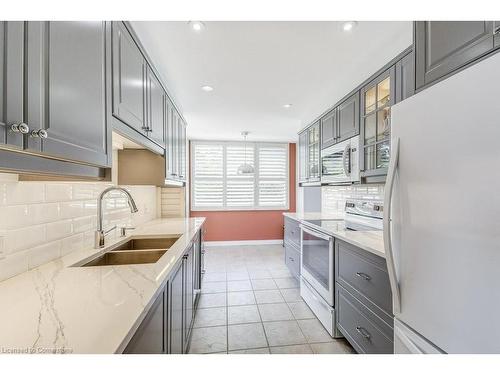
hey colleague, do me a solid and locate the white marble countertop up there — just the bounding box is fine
[0,217,205,354]
[283,212,385,258]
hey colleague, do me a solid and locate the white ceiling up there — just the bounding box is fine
[131,21,413,142]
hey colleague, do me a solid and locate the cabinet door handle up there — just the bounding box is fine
[30,129,48,139]
[11,123,30,134]
[356,272,371,281]
[288,257,294,262]
[356,326,371,340]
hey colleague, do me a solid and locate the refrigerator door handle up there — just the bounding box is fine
[383,136,401,313]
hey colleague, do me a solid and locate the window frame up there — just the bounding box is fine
[190,140,289,211]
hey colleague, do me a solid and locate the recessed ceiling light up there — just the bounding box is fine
[188,21,205,32]
[201,85,214,92]
[342,21,358,32]
[283,104,292,108]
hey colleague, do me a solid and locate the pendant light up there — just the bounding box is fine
[237,131,254,175]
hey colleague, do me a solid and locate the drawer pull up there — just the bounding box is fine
[289,257,294,262]
[356,326,371,340]
[356,272,371,281]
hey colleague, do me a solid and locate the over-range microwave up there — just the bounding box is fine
[321,136,360,184]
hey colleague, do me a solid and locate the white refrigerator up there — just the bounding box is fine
[384,52,500,353]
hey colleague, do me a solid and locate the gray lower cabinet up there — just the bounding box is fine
[320,108,337,149]
[169,258,184,354]
[415,21,496,90]
[124,228,203,354]
[337,92,360,142]
[124,289,165,354]
[183,243,195,352]
[335,239,393,354]
[285,241,300,279]
[145,66,165,147]
[283,217,300,248]
[337,285,393,354]
[112,21,146,134]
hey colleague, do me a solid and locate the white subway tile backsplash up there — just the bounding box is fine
[45,183,72,202]
[46,219,73,242]
[0,181,158,282]
[321,184,385,217]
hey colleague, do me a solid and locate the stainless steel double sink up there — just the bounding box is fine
[74,236,181,267]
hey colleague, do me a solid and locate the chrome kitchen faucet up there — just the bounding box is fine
[95,187,138,248]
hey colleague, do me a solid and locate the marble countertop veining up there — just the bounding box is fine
[283,212,385,258]
[0,217,205,354]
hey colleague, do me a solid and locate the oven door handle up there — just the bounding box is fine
[300,225,332,241]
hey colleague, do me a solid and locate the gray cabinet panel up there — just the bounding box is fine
[415,21,494,90]
[298,131,308,182]
[124,290,165,354]
[336,241,392,315]
[146,66,165,147]
[112,22,146,133]
[183,244,194,351]
[395,52,415,103]
[337,285,393,354]
[178,120,187,181]
[169,260,184,354]
[320,109,337,149]
[0,22,25,149]
[284,217,300,247]
[337,92,360,142]
[285,242,300,279]
[28,21,110,167]
[495,21,500,48]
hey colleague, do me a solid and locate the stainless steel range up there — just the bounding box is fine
[299,199,383,337]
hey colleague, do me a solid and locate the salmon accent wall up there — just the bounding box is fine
[190,143,296,241]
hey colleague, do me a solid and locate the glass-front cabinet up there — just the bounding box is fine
[360,67,396,180]
[307,122,320,181]
[298,121,320,184]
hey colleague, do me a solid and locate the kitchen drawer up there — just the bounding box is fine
[284,217,300,247]
[336,240,392,315]
[285,242,300,278]
[337,285,393,354]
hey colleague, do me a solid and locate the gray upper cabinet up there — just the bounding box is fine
[495,21,500,48]
[0,22,27,149]
[320,108,337,149]
[0,21,110,167]
[145,66,165,147]
[337,92,360,142]
[165,102,186,184]
[307,122,320,181]
[178,119,187,181]
[395,51,415,103]
[415,21,496,90]
[298,131,308,182]
[112,22,146,133]
[360,66,395,180]
[124,289,165,354]
[28,22,110,167]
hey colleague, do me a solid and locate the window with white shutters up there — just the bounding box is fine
[191,141,289,211]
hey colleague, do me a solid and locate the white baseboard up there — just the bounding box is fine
[204,239,283,247]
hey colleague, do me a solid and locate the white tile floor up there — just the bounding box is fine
[188,244,354,354]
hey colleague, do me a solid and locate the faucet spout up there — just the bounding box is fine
[95,187,139,249]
